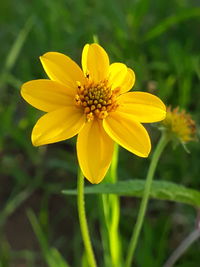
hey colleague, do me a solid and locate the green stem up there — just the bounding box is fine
[101,144,122,267]
[125,133,169,267]
[77,170,97,267]
[110,144,119,183]
[109,145,121,266]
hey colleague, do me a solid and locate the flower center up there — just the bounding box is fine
[75,78,119,121]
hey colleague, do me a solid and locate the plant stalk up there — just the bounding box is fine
[101,144,122,267]
[77,170,97,267]
[126,133,169,267]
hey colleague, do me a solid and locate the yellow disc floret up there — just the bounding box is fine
[75,78,119,121]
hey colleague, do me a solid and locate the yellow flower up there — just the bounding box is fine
[162,106,197,144]
[21,43,166,184]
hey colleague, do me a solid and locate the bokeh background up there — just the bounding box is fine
[0,0,200,266]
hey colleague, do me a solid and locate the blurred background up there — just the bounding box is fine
[0,0,200,266]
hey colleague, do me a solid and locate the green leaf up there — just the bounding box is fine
[144,8,200,41]
[0,16,34,89]
[63,180,200,207]
[49,248,71,267]
[27,210,70,267]
[0,188,33,227]
[4,16,34,72]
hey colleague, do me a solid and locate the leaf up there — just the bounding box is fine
[0,188,33,227]
[144,8,200,41]
[0,16,34,89]
[4,16,34,72]
[63,180,200,207]
[49,248,71,267]
[27,210,70,267]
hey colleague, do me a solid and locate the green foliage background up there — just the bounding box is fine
[0,0,200,266]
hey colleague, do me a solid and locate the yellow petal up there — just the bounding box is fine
[108,63,127,89]
[21,79,75,112]
[117,92,166,123]
[40,52,85,87]
[32,107,85,146]
[81,43,109,82]
[120,68,135,94]
[81,44,89,76]
[103,111,151,157]
[77,119,114,184]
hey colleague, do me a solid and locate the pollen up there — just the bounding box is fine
[75,79,118,121]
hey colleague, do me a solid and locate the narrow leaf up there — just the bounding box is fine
[144,8,200,41]
[27,210,70,267]
[63,180,200,207]
[4,16,34,72]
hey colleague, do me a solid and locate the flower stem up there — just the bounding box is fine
[125,133,169,267]
[77,169,97,267]
[108,144,122,266]
[101,144,122,266]
[110,143,119,183]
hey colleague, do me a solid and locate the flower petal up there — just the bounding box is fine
[77,119,114,184]
[21,79,75,112]
[32,107,85,146]
[108,64,135,94]
[120,68,135,94]
[108,63,127,89]
[40,52,85,87]
[81,43,109,82]
[81,44,89,76]
[117,92,166,122]
[103,111,151,157]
